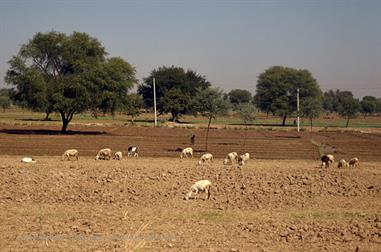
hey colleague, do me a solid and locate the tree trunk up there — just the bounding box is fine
[205,116,213,152]
[346,117,350,128]
[310,118,313,132]
[61,118,69,134]
[170,112,178,122]
[44,111,51,121]
[282,113,287,126]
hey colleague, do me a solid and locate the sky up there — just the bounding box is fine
[0,0,380,98]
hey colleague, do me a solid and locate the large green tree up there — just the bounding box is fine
[138,66,210,122]
[5,31,136,133]
[360,96,379,116]
[254,66,322,126]
[336,91,360,127]
[191,87,229,151]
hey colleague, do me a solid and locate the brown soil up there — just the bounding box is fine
[0,157,380,251]
[1,125,380,161]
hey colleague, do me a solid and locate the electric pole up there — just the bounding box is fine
[153,77,157,127]
[297,88,300,132]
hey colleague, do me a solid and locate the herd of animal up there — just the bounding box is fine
[320,154,360,169]
[19,147,361,201]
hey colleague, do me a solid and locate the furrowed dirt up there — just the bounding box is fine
[0,157,380,251]
[1,125,381,161]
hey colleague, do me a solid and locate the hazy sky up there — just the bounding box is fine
[1,0,380,98]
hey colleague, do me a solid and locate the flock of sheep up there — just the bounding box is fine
[19,146,361,202]
[320,154,360,169]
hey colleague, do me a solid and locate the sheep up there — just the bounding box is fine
[128,146,138,157]
[197,153,213,165]
[238,153,250,165]
[95,148,112,160]
[348,157,360,168]
[21,157,36,163]
[185,180,211,200]
[113,151,123,160]
[223,152,238,165]
[321,154,334,168]
[61,149,79,161]
[180,147,193,159]
[337,159,348,168]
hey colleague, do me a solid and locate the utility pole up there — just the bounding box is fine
[297,88,300,132]
[153,77,157,127]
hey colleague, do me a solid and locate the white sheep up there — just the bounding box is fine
[113,151,123,160]
[238,153,250,165]
[180,147,193,159]
[61,149,79,161]
[95,148,112,160]
[128,146,138,157]
[223,152,238,165]
[348,157,360,168]
[197,153,213,165]
[185,180,211,200]
[21,157,36,163]
[337,159,348,168]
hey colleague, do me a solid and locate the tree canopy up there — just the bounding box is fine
[191,87,229,151]
[228,89,252,107]
[5,31,136,133]
[360,96,379,116]
[138,66,210,122]
[336,91,360,127]
[254,66,322,126]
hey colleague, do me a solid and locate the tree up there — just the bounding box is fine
[5,31,136,133]
[254,66,322,126]
[138,66,210,122]
[360,96,379,116]
[336,91,360,127]
[228,89,252,107]
[123,93,143,123]
[191,87,229,151]
[323,90,338,113]
[0,89,11,112]
[301,96,323,131]
[235,103,256,151]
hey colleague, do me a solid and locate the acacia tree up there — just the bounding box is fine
[337,91,360,127]
[254,66,322,126]
[138,66,210,122]
[228,89,252,107]
[301,96,323,131]
[235,103,256,151]
[360,96,379,117]
[5,31,136,133]
[123,93,143,124]
[191,87,229,151]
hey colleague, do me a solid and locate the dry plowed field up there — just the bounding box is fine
[1,125,381,161]
[0,125,381,251]
[0,157,380,251]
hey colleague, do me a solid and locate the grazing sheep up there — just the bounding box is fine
[128,146,138,157]
[238,153,250,165]
[223,152,238,165]
[113,151,123,160]
[62,149,79,161]
[21,157,36,163]
[95,148,112,160]
[321,154,334,168]
[180,147,193,159]
[348,157,360,168]
[185,180,211,200]
[337,159,348,168]
[197,153,213,165]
